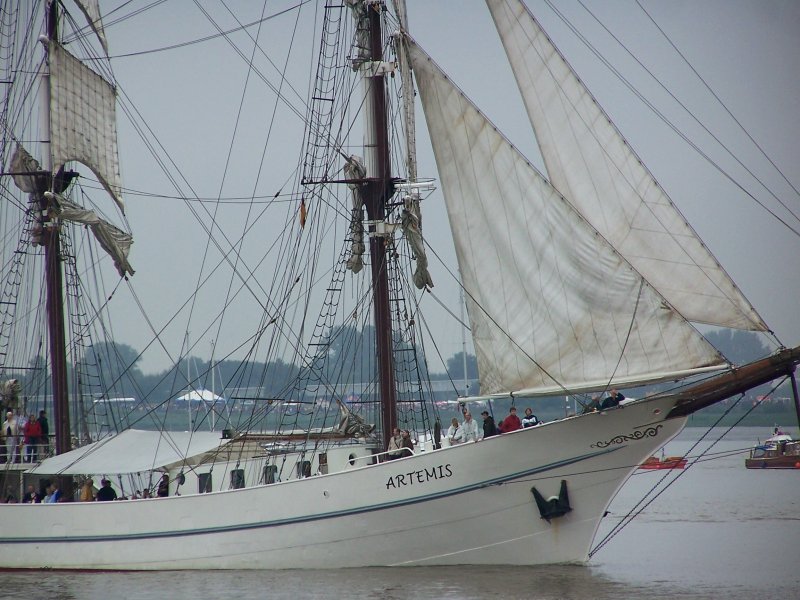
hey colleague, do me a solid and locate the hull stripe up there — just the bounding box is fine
[2,446,620,544]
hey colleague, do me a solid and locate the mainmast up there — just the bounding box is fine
[42,0,72,456]
[361,1,397,448]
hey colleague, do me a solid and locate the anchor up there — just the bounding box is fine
[531,480,572,523]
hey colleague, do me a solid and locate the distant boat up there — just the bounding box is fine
[639,455,687,470]
[745,430,800,469]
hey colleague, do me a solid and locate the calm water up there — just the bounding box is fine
[2,426,798,599]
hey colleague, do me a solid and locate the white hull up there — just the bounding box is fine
[0,397,685,570]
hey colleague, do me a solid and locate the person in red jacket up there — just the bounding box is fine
[498,406,521,433]
[23,413,42,463]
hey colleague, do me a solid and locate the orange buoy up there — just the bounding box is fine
[794,461,800,469]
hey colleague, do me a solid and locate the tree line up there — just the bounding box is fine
[7,326,788,415]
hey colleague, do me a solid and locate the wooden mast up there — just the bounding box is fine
[43,0,72,457]
[362,1,397,450]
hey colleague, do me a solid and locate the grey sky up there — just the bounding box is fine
[99,0,798,374]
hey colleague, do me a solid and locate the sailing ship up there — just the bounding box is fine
[1,0,798,570]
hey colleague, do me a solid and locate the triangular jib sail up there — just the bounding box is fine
[486,0,766,332]
[407,37,726,397]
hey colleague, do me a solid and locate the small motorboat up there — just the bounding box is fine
[745,429,800,469]
[639,454,687,470]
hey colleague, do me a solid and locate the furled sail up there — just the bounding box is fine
[407,39,726,397]
[344,155,366,274]
[10,145,45,194]
[46,192,134,278]
[487,0,766,332]
[49,41,124,212]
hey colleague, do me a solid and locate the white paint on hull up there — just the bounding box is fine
[0,397,685,569]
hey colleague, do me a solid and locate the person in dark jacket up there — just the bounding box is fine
[96,478,117,502]
[481,411,497,438]
[601,388,625,409]
[400,430,415,457]
[521,407,541,427]
[22,484,41,503]
[157,473,170,497]
[37,410,49,456]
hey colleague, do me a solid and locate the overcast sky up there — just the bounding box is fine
[96,0,798,374]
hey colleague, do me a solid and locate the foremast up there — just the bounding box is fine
[358,1,398,449]
[43,0,72,456]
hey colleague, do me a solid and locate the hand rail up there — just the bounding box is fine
[353,447,416,463]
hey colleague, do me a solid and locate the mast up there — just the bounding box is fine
[460,283,468,397]
[43,0,72,456]
[361,1,397,449]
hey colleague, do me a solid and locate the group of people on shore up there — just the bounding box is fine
[445,406,542,446]
[1,409,49,464]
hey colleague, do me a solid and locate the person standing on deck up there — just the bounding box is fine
[481,411,497,438]
[601,388,625,409]
[461,412,480,442]
[23,413,41,462]
[400,430,415,457]
[37,410,49,457]
[2,411,19,463]
[96,479,117,502]
[446,418,464,445]
[498,406,521,433]
[386,427,403,460]
[80,479,95,502]
[46,482,61,503]
[157,473,170,497]
[521,408,541,428]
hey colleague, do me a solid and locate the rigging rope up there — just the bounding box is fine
[588,376,788,558]
[547,0,800,239]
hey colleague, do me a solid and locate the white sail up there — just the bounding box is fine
[74,0,109,55]
[407,39,725,396]
[49,41,124,212]
[486,0,766,332]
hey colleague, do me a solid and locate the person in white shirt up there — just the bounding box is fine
[446,418,464,445]
[386,427,403,460]
[461,412,480,442]
[2,411,19,463]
